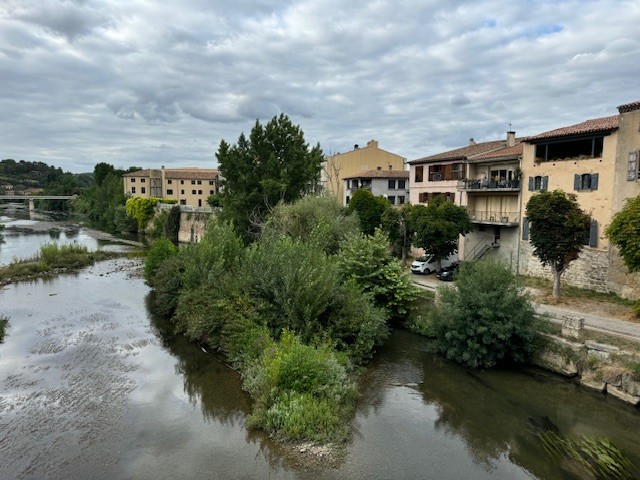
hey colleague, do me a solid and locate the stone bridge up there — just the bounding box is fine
[0,194,77,211]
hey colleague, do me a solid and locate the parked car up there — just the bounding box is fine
[410,254,458,275]
[436,263,460,281]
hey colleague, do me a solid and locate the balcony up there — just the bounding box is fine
[467,210,520,226]
[460,179,520,192]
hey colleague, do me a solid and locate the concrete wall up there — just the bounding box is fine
[462,226,519,269]
[343,178,409,206]
[178,211,210,244]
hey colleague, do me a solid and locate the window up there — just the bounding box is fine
[388,195,396,204]
[141,187,146,194]
[131,187,136,194]
[628,152,639,181]
[528,176,548,191]
[166,189,173,195]
[209,180,215,185]
[181,189,185,195]
[191,180,196,185]
[198,190,202,194]
[429,165,443,181]
[131,178,136,183]
[198,199,202,207]
[388,179,396,189]
[418,192,428,203]
[574,173,599,191]
[180,199,186,205]
[582,220,598,248]
[209,190,214,194]
[415,166,424,182]
[167,180,172,185]
[192,190,196,194]
[140,178,146,183]
[181,180,184,185]
[197,180,202,185]
[398,196,405,204]
[398,179,406,189]
[534,136,604,162]
[346,196,350,204]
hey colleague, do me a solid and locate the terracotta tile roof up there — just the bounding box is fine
[343,169,409,180]
[472,143,523,160]
[123,169,151,177]
[618,100,640,113]
[524,115,619,142]
[164,169,219,180]
[409,140,507,164]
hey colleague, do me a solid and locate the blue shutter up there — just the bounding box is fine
[574,174,581,191]
[589,220,598,248]
[522,218,529,240]
[542,176,549,190]
[591,173,599,190]
[528,177,534,191]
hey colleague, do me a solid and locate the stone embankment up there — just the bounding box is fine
[534,315,640,406]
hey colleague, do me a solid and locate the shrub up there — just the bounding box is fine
[149,210,169,239]
[150,254,184,316]
[337,229,418,321]
[431,259,542,368]
[164,206,181,245]
[347,189,390,235]
[144,238,177,283]
[125,196,164,230]
[0,315,8,343]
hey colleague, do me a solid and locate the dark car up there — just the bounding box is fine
[436,262,459,281]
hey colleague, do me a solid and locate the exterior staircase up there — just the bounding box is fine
[467,238,500,261]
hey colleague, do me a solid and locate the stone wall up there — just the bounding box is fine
[178,211,210,244]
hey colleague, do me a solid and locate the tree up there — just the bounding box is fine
[525,190,591,298]
[216,114,324,240]
[431,259,541,368]
[347,188,390,235]
[606,195,640,273]
[382,203,414,266]
[408,197,472,271]
[94,162,116,186]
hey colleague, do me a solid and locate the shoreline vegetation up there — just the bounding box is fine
[0,243,125,286]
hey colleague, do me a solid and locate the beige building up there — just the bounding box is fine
[323,140,406,201]
[123,167,220,208]
[409,132,523,266]
[519,100,640,298]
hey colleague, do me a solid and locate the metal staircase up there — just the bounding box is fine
[467,238,500,261]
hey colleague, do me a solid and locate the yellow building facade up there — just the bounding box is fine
[323,140,406,201]
[123,167,220,208]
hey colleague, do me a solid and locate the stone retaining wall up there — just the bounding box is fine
[178,211,210,244]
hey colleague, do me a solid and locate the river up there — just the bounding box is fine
[1,208,639,479]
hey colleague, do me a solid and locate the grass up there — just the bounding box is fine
[0,316,8,343]
[520,275,636,307]
[0,243,122,286]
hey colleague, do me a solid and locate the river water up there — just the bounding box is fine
[1,210,639,479]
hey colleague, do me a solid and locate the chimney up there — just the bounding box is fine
[506,131,516,147]
[354,144,359,150]
[161,165,165,169]
[367,139,378,148]
[469,138,476,146]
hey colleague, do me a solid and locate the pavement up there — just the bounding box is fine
[410,272,640,342]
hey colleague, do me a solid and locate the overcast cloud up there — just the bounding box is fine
[1,0,639,172]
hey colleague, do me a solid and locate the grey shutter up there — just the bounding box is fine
[590,173,599,190]
[542,176,549,190]
[522,218,529,240]
[574,174,581,191]
[528,177,534,191]
[628,152,638,181]
[589,220,598,248]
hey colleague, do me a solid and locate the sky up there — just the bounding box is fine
[1,0,639,173]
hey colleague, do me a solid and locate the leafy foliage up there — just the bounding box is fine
[337,229,418,321]
[606,195,640,273]
[408,197,472,268]
[431,259,542,368]
[217,114,324,240]
[0,316,8,343]
[263,195,360,254]
[144,238,177,283]
[125,197,171,230]
[381,203,414,265]
[347,188,390,235]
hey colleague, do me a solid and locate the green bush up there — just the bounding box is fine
[431,259,542,368]
[164,206,181,245]
[347,188,390,235]
[150,254,185,316]
[0,315,8,343]
[144,238,177,283]
[125,197,165,230]
[149,210,169,239]
[337,229,418,321]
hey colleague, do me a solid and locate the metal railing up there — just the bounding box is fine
[460,179,521,190]
[467,210,520,224]
[467,238,499,260]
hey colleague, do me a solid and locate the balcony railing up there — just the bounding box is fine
[467,210,520,225]
[460,179,521,191]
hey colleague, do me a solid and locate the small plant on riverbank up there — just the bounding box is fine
[431,259,542,368]
[0,316,8,343]
[144,238,177,283]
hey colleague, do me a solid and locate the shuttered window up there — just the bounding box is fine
[628,152,639,181]
[528,176,548,191]
[574,173,599,191]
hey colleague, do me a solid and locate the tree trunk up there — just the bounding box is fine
[401,222,408,268]
[435,258,442,272]
[552,268,562,298]
[401,246,407,268]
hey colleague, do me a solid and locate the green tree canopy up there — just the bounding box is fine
[347,188,390,235]
[382,203,414,266]
[216,114,324,240]
[408,197,472,271]
[606,195,640,273]
[525,189,591,298]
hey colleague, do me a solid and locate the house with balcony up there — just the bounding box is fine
[343,170,409,206]
[519,100,640,298]
[409,132,522,266]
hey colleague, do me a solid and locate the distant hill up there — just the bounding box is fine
[0,159,93,194]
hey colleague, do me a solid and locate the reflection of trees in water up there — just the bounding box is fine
[48,228,61,240]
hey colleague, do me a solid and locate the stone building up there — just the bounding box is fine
[519,100,640,299]
[123,167,220,208]
[342,170,409,206]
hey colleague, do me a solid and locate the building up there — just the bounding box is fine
[123,167,220,208]
[342,170,409,206]
[323,140,406,201]
[409,132,523,266]
[519,100,640,298]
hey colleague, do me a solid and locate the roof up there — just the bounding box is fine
[123,168,219,180]
[343,169,409,180]
[524,115,619,142]
[472,143,523,160]
[123,169,151,177]
[618,100,640,114]
[409,140,507,164]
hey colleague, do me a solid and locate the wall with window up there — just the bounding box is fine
[612,107,640,213]
[123,175,151,198]
[343,176,409,206]
[409,161,463,205]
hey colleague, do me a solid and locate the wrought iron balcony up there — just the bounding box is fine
[459,179,521,191]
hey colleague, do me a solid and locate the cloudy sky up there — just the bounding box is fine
[1,0,639,173]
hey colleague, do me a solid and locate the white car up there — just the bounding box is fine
[410,254,458,275]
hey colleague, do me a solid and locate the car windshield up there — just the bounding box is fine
[416,256,433,263]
